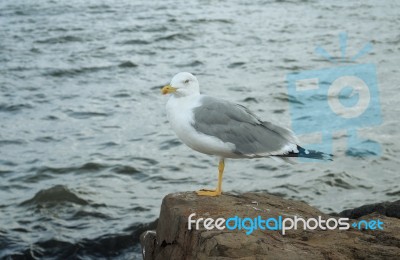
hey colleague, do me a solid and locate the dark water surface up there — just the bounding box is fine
[1,0,399,258]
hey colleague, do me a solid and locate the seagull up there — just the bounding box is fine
[161,72,331,196]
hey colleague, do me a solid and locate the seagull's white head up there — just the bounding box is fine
[162,72,200,97]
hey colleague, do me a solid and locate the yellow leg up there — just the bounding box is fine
[196,159,225,196]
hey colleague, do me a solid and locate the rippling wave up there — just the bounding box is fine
[1,0,399,258]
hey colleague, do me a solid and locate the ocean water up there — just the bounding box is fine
[1,0,399,258]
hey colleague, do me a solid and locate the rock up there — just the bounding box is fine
[339,200,400,219]
[140,230,157,259]
[141,192,400,260]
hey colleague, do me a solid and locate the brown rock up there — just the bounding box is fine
[141,192,400,260]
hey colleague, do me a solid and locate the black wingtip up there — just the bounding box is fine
[279,145,333,161]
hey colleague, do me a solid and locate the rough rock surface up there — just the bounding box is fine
[141,192,400,260]
[339,200,400,219]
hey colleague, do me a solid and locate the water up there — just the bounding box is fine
[1,0,399,258]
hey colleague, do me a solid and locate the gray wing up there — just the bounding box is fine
[192,96,298,156]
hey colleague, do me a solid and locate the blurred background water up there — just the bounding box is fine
[1,0,399,258]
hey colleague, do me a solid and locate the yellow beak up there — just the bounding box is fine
[161,84,177,95]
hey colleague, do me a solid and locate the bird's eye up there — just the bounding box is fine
[184,79,190,84]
